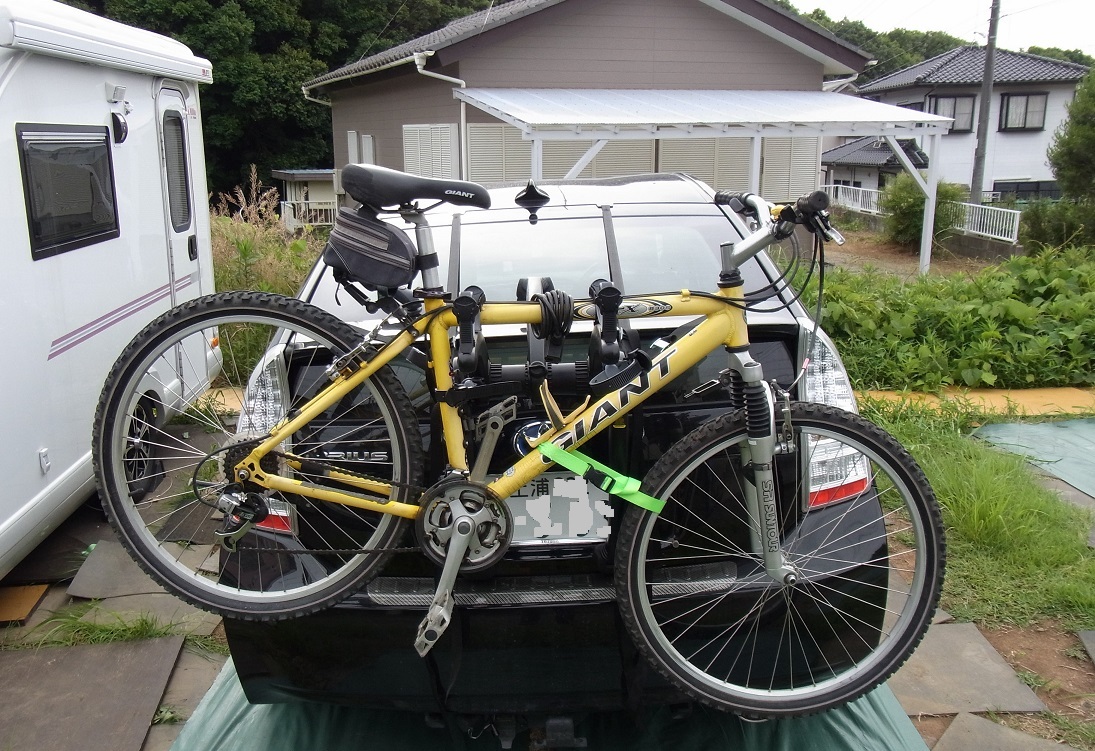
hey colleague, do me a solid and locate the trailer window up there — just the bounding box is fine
[18,124,120,260]
[162,112,192,231]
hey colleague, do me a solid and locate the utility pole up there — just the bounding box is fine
[969,0,1001,204]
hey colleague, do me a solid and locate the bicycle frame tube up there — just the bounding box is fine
[486,289,747,500]
[235,287,750,518]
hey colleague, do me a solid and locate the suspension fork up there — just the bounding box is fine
[728,351,799,586]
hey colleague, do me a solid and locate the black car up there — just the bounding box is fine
[225,174,867,725]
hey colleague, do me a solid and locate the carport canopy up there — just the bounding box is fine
[454,88,953,273]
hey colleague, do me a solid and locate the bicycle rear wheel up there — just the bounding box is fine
[92,291,423,621]
[615,402,944,717]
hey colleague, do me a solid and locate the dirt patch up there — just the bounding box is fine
[823,229,994,279]
[981,621,1095,749]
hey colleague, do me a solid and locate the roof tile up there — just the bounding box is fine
[859,46,1088,93]
[821,136,928,168]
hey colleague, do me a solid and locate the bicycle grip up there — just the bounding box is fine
[713,191,746,206]
[795,191,830,215]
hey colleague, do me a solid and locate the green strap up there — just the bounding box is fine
[537,442,665,513]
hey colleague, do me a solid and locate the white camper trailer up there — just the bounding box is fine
[0,1,216,578]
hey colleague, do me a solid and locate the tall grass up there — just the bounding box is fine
[211,165,323,295]
[862,397,1095,628]
[209,166,326,383]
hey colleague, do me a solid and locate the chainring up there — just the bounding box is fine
[414,477,513,574]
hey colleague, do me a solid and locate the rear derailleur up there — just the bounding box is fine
[212,485,269,552]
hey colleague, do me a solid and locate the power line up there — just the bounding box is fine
[358,0,412,61]
[1000,0,1066,18]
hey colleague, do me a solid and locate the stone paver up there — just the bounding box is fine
[68,539,167,600]
[889,623,1046,715]
[141,647,229,751]
[0,636,183,751]
[69,538,221,636]
[933,713,1079,751]
[1079,631,1095,665]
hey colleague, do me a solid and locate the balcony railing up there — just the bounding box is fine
[821,185,1021,244]
[281,201,336,231]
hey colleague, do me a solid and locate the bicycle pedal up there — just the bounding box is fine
[414,593,454,656]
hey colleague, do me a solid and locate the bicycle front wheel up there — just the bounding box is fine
[92,291,423,621]
[615,402,944,717]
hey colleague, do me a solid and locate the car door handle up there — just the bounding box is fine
[188,235,198,261]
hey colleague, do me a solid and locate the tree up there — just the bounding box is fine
[1048,72,1095,201]
[1026,46,1095,67]
[805,10,967,83]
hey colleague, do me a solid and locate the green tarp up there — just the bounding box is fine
[975,418,1095,498]
[171,660,927,751]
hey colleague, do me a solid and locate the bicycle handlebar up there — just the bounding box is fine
[717,189,844,246]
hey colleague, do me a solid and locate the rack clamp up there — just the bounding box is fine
[538,443,664,513]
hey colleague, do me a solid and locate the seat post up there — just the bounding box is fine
[402,209,444,294]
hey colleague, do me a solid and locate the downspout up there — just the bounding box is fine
[414,51,468,180]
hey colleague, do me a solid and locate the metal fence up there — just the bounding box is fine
[951,201,1022,243]
[821,184,883,215]
[281,201,337,231]
[821,185,1022,244]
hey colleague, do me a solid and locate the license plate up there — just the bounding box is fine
[505,472,613,545]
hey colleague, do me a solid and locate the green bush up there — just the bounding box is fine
[1018,198,1095,249]
[878,172,967,247]
[813,246,1095,390]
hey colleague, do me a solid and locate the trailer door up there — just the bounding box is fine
[157,84,211,402]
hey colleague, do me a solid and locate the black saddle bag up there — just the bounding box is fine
[323,207,417,290]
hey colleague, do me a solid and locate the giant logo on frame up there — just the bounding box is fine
[574,298,672,320]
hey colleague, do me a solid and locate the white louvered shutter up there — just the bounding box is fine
[592,140,655,177]
[658,139,717,186]
[403,124,457,178]
[714,138,752,192]
[761,137,820,201]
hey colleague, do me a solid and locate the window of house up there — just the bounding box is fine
[928,95,975,132]
[18,124,120,260]
[992,180,1060,200]
[999,93,1048,131]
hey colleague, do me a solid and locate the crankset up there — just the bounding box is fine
[413,477,513,656]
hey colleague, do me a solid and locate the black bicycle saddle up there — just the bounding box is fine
[341,163,491,211]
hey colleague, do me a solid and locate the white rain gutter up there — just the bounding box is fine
[301,53,421,107]
[413,51,468,180]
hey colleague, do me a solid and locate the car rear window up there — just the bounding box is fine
[305,201,772,314]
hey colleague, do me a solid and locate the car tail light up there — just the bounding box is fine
[798,321,869,509]
[806,437,872,508]
[798,324,857,413]
[238,353,297,535]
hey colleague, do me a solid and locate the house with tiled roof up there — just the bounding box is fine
[821,136,928,193]
[300,0,882,200]
[856,46,1089,200]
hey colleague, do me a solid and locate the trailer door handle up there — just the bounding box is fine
[187,235,198,261]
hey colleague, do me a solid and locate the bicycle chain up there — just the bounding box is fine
[230,449,429,556]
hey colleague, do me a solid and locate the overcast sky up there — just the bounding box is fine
[796,0,1095,56]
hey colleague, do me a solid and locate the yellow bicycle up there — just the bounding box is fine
[92,165,944,717]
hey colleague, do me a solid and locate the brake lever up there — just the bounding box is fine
[804,211,845,246]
